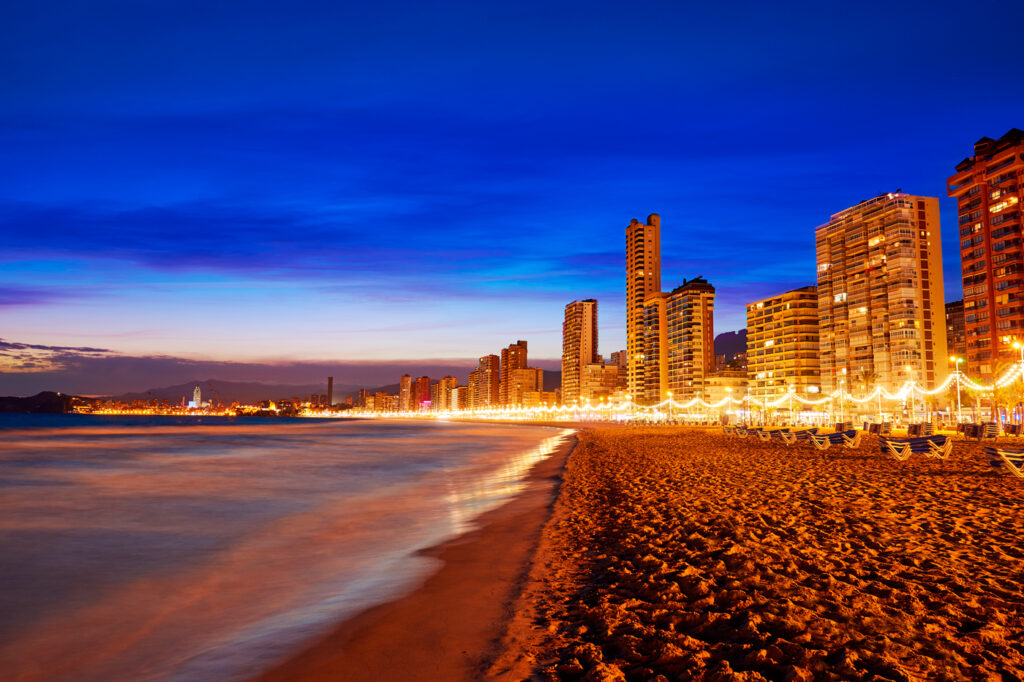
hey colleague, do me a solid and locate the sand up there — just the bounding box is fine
[489,426,1024,681]
[254,432,577,682]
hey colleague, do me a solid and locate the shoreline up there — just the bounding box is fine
[253,430,578,682]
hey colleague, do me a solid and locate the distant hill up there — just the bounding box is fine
[0,391,74,413]
[112,379,361,405]
[714,329,748,357]
[543,370,561,393]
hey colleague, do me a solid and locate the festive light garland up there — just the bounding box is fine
[338,361,1024,419]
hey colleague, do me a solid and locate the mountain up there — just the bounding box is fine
[112,379,361,405]
[543,370,561,393]
[0,391,75,413]
[714,329,748,357]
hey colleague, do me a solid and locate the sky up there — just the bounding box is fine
[3,0,1023,394]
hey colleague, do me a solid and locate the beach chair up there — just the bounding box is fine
[734,427,748,436]
[841,430,863,449]
[722,425,734,435]
[778,428,818,445]
[983,446,1024,478]
[880,435,951,461]
[768,428,791,443]
[808,430,856,451]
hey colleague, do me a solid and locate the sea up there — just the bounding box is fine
[0,414,572,682]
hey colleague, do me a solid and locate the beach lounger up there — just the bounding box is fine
[808,430,857,451]
[880,435,951,461]
[984,446,1024,478]
[776,428,816,445]
[722,426,734,435]
[768,428,791,443]
[841,430,863,449]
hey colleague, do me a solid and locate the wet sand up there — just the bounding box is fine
[490,426,1024,681]
[255,432,578,682]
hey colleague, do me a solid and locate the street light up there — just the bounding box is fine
[1013,342,1024,424]
[839,378,845,426]
[905,364,915,422]
[950,355,963,424]
[667,391,673,422]
[788,384,795,424]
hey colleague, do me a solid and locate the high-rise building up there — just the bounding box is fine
[580,362,623,402]
[945,300,966,370]
[561,299,598,404]
[500,340,528,405]
[412,376,431,410]
[399,374,412,411]
[507,367,543,405]
[327,376,334,407]
[746,286,820,402]
[639,278,716,403]
[435,376,458,411]
[948,129,1024,378]
[816,193,948,393]
[626,214,662,400]
[666,277,716,401]
[471,355,500,407]
[641,292,669,404]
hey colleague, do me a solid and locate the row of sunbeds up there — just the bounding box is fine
[722,425,1024,477]
[723,426,861,450]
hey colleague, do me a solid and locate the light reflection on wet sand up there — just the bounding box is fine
[0,419,572,682]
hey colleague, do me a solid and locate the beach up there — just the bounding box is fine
[489,426,1024,680]
[255,428,578,682]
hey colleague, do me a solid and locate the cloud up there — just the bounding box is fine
[0,337,561,396]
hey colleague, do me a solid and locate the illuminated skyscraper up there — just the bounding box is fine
[561,299,598,404]
[666,277,715,401]
[626,214,661,400]
[411,376,430,410]
[471,355,500,407]
[193,385,201,405]
[948,129,1024,378]
[641,292,669,404]
[499,340,528,405]
[746,286,820,401]
[399,374,412,411]
[816,193,948,394]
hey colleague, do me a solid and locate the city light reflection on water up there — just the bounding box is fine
[0,417,573,682]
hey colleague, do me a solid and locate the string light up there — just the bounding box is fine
[341,361,1024,420]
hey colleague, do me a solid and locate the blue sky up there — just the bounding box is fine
[2,0,1023,393]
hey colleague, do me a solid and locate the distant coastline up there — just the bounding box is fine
[0,391,75,414]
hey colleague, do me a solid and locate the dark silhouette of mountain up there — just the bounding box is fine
[0,391,75,413]
[714,329,748,357]
[112,379,361,405]
[543,370,561,393]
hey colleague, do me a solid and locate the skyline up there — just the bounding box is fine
[4,1,1024,394]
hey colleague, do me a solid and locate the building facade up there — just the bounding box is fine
[816,193,948,394]
[641,292,669,404]
[561,299,598,404]
[411,376,431,410]
[499,340,528,405]
[507,367,543,405]
[945,300,966,369]
[470,355,500,407]
[399,374,412,411]
[746,286,820,402]
[626,214,662,400]
[948,129,1024,378]
[666,277,715,401]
